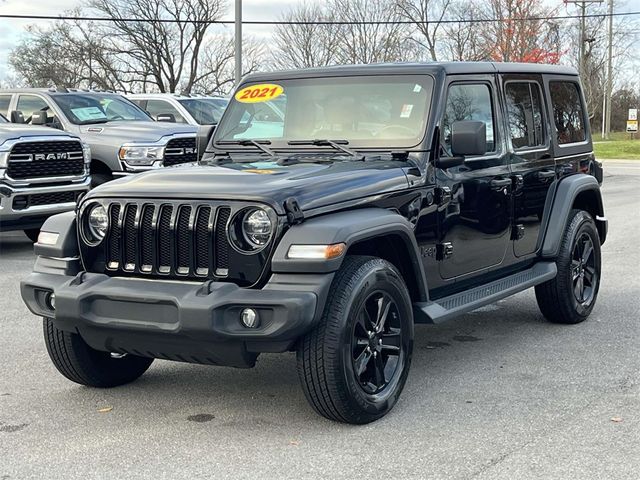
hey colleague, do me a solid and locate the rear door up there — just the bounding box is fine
[437,76,512,280]
[501,75,555,257]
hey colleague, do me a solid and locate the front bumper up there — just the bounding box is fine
[21,264,333,368]
[0,178,90,231]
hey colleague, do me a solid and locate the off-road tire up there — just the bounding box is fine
[296,256,414,424]
[23,229,40,243]
[43,317,153,387]
[535,209,601,324]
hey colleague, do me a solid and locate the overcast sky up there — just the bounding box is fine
[1,0,639,82]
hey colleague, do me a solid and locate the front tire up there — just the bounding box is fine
[43,318,153,387]
[535,209,601,324]
[296,256,414,424]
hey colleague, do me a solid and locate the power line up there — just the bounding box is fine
[0,10,638,26]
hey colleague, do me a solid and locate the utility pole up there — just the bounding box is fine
[604,0,614,139]
[234,0,242,87]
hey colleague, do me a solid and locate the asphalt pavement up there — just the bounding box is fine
[1,162,639,480]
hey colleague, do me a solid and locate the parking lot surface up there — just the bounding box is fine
[1,162,639,480]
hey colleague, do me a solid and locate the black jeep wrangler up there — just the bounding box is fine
[21,62,607,424]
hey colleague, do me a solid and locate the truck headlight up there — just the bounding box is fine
[118,145,165,166]
[243,209,272,247]
[82,142,92,164]
[85,204,108,244]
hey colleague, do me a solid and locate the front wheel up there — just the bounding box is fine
[43,318,153,387]
[296,256,414,424]
[535,209,602,324]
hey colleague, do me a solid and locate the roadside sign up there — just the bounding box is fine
[627,120,638,133]
[629,109,638,121]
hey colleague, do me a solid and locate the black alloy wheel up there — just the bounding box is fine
[351,291,404,395]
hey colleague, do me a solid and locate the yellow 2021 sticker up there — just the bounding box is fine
[235,84,283,103]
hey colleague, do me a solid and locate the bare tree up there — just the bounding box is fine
[396,0,452,61]
[332,0,410,64]
[272,3,342,69]
[89,0,226,93]
[194,35,264,94]
[441,1,491,61]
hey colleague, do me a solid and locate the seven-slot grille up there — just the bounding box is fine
[163,137,197,167]
[7,140,84,180]
[105,201,231,279]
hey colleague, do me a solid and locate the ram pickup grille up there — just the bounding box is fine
[104,201,231,279]
[12,190,80,210]
[163,137,197,167]
[7,141,84,180]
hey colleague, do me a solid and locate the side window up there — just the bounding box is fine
[505,82,545,149]
[549,81,586,145]
[145,100,186,123]
[16,95,51,124]
[0,95,12,117]
[443,83,495,154]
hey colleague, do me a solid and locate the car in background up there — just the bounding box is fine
[128,94,229,126]
[0,113,90,241]
[0,89,198,186]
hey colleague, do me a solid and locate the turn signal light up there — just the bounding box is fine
[287,243,346,260]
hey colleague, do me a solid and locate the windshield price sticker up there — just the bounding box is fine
[71,107,107,122]
[235,84,284,103]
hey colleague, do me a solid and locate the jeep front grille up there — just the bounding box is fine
[81,198,241,280]
[163,137,197,167]
[7,141,84,180]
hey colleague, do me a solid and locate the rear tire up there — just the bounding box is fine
[296,256,414,424]
[23,229,40,243]
[535,209,601,324]
[43,317,153,387]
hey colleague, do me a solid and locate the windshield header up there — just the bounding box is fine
[214,75,434,150]
[52,94,152,125]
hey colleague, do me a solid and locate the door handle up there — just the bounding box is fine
[490,178,512,189]
[537,169,556,180]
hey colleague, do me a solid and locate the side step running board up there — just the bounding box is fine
[413,262,557,324]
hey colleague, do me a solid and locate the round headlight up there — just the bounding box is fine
[242,209,272,247]
[87,204,108,243]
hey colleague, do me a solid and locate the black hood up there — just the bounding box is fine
[85,160,410,215]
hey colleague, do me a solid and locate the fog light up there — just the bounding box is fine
[240,308,259,328]
[46,292,56,310]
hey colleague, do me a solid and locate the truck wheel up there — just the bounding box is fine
[43,318,153,387]
[23,229,40,242]
[296,256,413,424]
[535,209,601,324]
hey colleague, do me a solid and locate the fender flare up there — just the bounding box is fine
[33,211,79,258]
[540,174,607,258]
[271,208,428,300]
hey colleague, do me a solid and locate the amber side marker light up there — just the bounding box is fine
[287,243,347,260]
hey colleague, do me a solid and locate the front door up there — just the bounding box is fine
[502,75,556,258]
[437,78,512,280]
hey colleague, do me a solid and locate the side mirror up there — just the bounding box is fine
[31,111,47,125]
[451,120,487,157]
[196,124,216,161]
[10,110,24,124]
[156,113,176,123]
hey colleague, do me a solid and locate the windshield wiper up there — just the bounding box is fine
[287,139,362,159]
[216,139,276,157]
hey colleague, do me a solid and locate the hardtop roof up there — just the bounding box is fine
[242,61,578,83]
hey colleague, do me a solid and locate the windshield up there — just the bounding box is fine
[52,94,152,125]
[178,98,228,125]
[214,75,434,149]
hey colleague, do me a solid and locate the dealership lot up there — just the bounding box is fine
[1,162,638,480]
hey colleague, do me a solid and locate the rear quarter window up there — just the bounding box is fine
[549,81,586,145]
